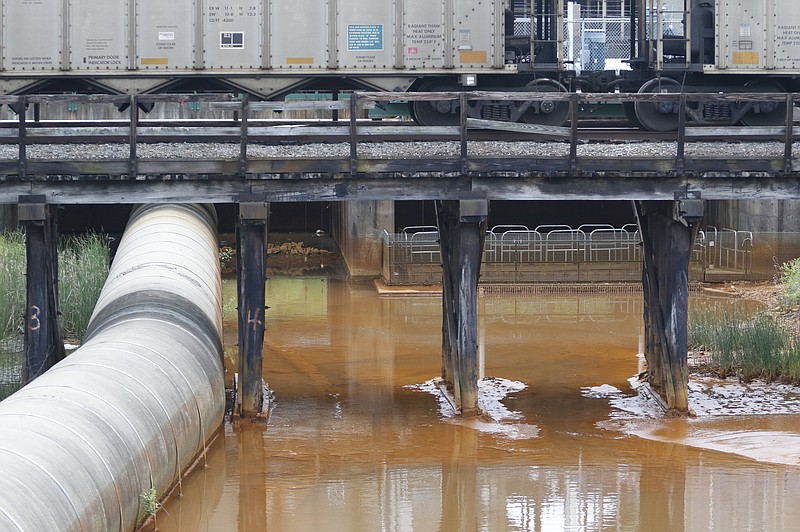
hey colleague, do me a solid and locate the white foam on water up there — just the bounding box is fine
[406,377,539,440]
[583,376,800,418]
[584,376,800,466]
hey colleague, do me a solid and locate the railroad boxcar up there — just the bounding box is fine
[1,1,798,130]
[0,0,511,96]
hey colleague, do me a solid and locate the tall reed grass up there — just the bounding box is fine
[780,258,800,307]
[689,306,800,383]
[0,231,110,342]
[0,231,26,340]
[58,234,110,339]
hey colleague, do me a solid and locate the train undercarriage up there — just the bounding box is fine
[405,73,797,132]
[407,0,800,131]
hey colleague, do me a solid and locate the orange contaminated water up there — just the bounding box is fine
[143,278,800,532]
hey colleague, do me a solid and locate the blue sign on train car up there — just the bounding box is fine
[347,24,383,51]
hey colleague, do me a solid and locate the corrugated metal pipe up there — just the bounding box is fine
[0,203,225,531]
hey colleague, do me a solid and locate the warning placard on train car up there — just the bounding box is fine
[336,3,393,69]
[404,1,445,68]
[774,2,800,69]
[347,25,383,51]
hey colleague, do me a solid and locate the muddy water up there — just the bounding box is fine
[145,280,800,532]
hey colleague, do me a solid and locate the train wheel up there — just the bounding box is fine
[740,80,787,127]
[622,102,642,128]
[409,80,461,126]
[634,77,681,131]
[521,79,570,126]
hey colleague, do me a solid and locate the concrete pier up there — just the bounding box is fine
[332,201,394,279]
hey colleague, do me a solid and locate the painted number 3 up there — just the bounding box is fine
[28,305,41,332]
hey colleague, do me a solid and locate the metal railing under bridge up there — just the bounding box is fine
[382,224,754,286]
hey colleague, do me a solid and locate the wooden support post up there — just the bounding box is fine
[436,199,488,417]
[438,202,457,387]
[129,95,138,178]
[19,196,65,384]
[236,197,269,417]
[239,95,249,177]
[634,198,703,413]
[48,205,66,365]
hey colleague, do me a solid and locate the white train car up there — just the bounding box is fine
[712,0,800,73]
[1,1,797,130]
[0,0,512,97]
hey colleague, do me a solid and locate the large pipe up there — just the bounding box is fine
[0,203,224,531]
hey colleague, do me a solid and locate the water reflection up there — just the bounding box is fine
[146,279,800,532]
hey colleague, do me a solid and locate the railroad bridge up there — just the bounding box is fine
[4,91,800,417]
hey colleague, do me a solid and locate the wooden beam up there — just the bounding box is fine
[634,200,702,413]
[19,197,64,383]
[436,199,488,416]
[438,202,457,387]
[466,118,571,137]
[685,126,800,138]
[3,174,800,205]
[47,205,66,367]
[237,198,269,418]
[0,152,793,184]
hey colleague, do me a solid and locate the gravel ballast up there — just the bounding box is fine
[0,140,794,161]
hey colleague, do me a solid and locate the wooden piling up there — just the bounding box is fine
[19,196,64,384]
[634,199,703,413]
[436,200,488,417]
[237,198,269,417]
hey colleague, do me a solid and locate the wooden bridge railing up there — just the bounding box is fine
[0,91,796,179]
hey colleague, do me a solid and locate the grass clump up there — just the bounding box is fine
[780,257,800,307]
[0,231,109,400]
[58,234,110,339]
[0,231,26,340]
[689,256,800,384]
[0,231,110,343]
[689,305,800,383]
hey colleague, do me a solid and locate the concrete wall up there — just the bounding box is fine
[332,201,394,279]
[707,200,800,232]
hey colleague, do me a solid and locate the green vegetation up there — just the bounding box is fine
[139,487,161,523]
[0,231,26,341]
[690,258,800,383]
[0,351,22,399]
[58,234,110,339]
[219,245,236,274]
[689,307,798,382]
[0,231,109,400]
[780,257,800,307]
[0,231,110,342]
